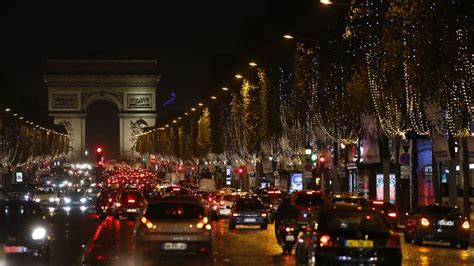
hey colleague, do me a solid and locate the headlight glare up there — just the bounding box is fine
[32,227,47,240]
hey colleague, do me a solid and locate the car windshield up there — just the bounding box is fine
[331,197,364,205]
[223,195,239,201]
[146,202,205,220]
[418,205,460,216]
[8,184,37,193]
[295,194,324,206]
[121,192,142,201]
[67,191,85,200]
[322,210,388,231]
[0,204,43,221]
[36,187,55,194]
[235,198,264,210]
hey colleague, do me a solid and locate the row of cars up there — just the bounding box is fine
[288,191,471,265]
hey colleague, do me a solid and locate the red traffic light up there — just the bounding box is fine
[238,167,244,174]
[96,147,103,153]
[319,157,325,163]
[178,165,183,171]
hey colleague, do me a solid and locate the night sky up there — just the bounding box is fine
[0,0,344,159]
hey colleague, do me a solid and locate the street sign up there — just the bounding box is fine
[400,165,411,179]
[399,153,410,166]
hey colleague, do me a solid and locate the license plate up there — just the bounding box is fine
[4,246,28,253]
[163,242,187,250]
[126,209,137,213]
[285,235,295,241]
[345,240,374,248]
[438,220,454,226]
[244,218,256,222]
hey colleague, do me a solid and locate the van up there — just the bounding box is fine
[199,178,216,192]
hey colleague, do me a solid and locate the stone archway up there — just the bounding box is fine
[45,60,159,161]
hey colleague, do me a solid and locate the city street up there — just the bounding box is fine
[4,210,473,266]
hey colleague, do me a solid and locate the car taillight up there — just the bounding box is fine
[261,213,267,217]
[386,231,400,248]
[232,213,239,217]
[197,217,211,230]
[420,217,430,226]
[319,235,331,247]
[141,217,154,229]
[115,202,122,207]
[462,221,470,230]
[372,201,384,205]
[108,198,112,202]
[128,199,136,203]
[220,201,225,206]
[388,212,397,218]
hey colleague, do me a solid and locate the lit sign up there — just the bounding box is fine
[225,166,232,186]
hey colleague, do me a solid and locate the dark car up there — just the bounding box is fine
[292,190,327,225]
[0,200,50,260]
[95,190,118,218]
[259,195,275,223]
[229,197,268,230]
[111,190,145,220]
[404,204,470,249]
[329,192,370,208]
[295,205,402,266]
[60,190,89,212]
[369,200,399,229]
[6,183,38,201]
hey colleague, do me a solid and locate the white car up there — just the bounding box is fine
[33,187,58,206]
[219,194,239,218]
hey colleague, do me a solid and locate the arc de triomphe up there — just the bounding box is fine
[45,60,159,161]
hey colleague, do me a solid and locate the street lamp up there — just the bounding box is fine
[248,62,257,67]
[235,74,243,79]
[320,0,333,4]
[283,34,294,40]
[211,96,217,100]
[222,87,229,91]
[305,144,312,155]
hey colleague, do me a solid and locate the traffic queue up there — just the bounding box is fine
[1,164,471,265]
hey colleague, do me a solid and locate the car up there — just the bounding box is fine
[369,200,399,229]
[295,204,402,266]
[229,196,269,229]
[5,183,38,201]
[198,192,219,220]
[111,190,145,220]
[134,198,213,256]
[95,190,118,218]
[259,195,275,223]
[60,189,89,212]
[292,190,327,225]
[218,193,239,218]
[404,204,470,249]
[263,187,283,210]
[161,186,189,198]
[0,200,50,260]
[329,192,370,208]
[33,186,59,208]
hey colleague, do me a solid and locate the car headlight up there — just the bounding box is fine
[35,198,41,203]
[64,197,71,204]
[80,198,87,203]
[49,197,55,202]
[32,227,47,240]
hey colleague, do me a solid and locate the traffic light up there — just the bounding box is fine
[237,167,244,176]
[96,147,103,163]
[319,156,326,167]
